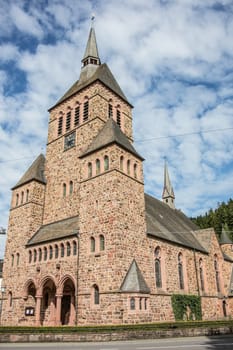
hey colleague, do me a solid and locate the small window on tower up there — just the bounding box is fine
[58,116,63,135]
[83,100,89,121]
[74,106,80,126]
[116,109,121,127]
[108,104,113,118]
[66,111,71,131]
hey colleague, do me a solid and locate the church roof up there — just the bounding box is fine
[79,118,144,160]
[27,216,79,246]
[12,154,46,190]
[219,228,233,245]
[120,259,150,294]
[50,63,131,110]
[145,193,207,253]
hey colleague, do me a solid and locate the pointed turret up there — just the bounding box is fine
[162,160,175,209]
[79,23,101,85]
[219,226,233,245]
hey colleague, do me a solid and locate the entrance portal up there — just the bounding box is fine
[61,295,71,325]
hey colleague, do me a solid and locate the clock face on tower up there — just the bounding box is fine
[64,131,76,151]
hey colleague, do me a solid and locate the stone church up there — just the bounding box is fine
[2,26,233,326]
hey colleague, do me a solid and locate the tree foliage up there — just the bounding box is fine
[191,198,233,239]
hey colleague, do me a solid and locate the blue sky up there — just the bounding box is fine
[0,0,233,258]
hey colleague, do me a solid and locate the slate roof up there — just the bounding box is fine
[50,63,131,110]
[219,228,233,245]
[27,216,79,246]
[120,259,150,293]
[12,154,46,190]
[79,118,144,160]
[145,193,207,253]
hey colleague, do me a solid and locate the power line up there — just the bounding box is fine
[135,127,233,143]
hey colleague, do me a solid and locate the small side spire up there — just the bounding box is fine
[79,17,101,84]
[162,159,175,209]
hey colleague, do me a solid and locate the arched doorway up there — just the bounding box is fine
[41,278,56,326]
[60,278,75,325]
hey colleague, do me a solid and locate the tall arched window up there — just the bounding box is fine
[108,103,113,118]
[33,249,37,263]
[100,235,105,251]
[88,162,92,178]
[67,242,71,256]
[104,155,109,171]
[83,99,89,121]
[116,108,121,127]
[127,160,130,175]
[214,255,221,293]
[58,115,63,135]
[130,297,135,310]
[11,254,14,267]
[38,248,42,262]
[44,247,48,261]
[93,285,99,305]
[69,181,73,195]
[133,163,137,179]
[199,258,205,292]
[55,244,59,258]
[120,156,124,171]
[26,189,29,202]
[63,183,67,197]
[16,193,19,206]
[155,247,162,288]
[96,159,100,175]
[21,191,24,204]
[29,250,32,264]
[73,241,77,255]
[178,253,184,290]
[90,237,95,252]
[61,243,65,257]
[49,246,53,260]
[16,253,20,266]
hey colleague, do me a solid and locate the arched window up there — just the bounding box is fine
[66,111,71,131]
[214,255,221,293]
[93,285,99,305]
[44,247,48,261]
[16,253,20,266]
[61,243,64,258]
[26,189,29,202]
[83,100,89,121]
[16,193,19,206]
[127,160,130,175]
[38,248,42,262]
[55,245,59,259]
[96,159,100,175]
[108,103,113,118]
[58,115,63,135]
[199,258,205,292]
[21,191,24,204]
[130,297,135,310]
[11,254,14,267]
[178,253,184,290]
[49,246,53,260]
[104,155,109,171]
[63,183,67,197]
[155,247,162,288]
[88,162,92,178]
[29,250,32,264]
[8,292,13,307]
[67,242,71,256]
[69,181,73,195]
[73,241,77,255]
[120,156,124,171]
[90,237,95,252]
[134,163,137,179]
[100,235,105,251]
[74,105,80,126]
[33,249,37,263]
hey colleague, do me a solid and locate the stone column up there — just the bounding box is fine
[70,295,76,325]
[56,294,62,326]
[35,295,42,326]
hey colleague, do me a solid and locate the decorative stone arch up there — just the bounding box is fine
[37,275,57,296]
[39,275,57,326]
[23,278,37,300]
[57,274,76,326]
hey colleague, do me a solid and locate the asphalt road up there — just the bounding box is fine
[1,335,233,350]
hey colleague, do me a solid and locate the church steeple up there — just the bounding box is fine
[79,20,101,84]
[162,160,175,209]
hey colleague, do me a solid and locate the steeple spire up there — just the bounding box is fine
[162,160,175,209]
[79,19,101,84]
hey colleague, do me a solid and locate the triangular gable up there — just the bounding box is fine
[120,259,150,294]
